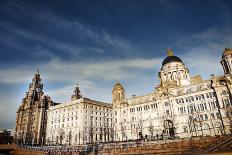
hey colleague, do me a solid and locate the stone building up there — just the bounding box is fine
[112,48,232,141]
[14,70,55,145]
[15,48,232,146]
[46,84,113,145]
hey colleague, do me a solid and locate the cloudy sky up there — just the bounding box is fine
[0,0,232,129]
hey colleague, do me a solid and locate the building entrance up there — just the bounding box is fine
[164,120,175,138]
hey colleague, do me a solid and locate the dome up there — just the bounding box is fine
[222,48,232,57]
[162,48,183,66]
[162,55,183,66]
[112,82,125,92]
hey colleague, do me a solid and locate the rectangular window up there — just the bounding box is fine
[200,104,204,111]
[216,112,221,118]
[204,114,208,120]
[166,110,170,115]
[211,113,215,119]
[200,115,203,120]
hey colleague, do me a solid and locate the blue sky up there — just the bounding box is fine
[0,0,232,129]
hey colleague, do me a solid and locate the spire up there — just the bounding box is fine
[167,48,174,56]
[36,69,40,74]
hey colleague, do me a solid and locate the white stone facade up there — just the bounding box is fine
[46,97,112,145]
[112,48,232,141]
[45,48,232,145]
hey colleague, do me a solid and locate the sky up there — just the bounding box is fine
[0,0,232,129]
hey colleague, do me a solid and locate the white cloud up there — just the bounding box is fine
[0,58,162,84]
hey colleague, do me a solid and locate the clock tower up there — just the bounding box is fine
[14,70,54,145]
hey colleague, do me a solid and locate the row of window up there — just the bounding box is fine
[86,110,111,117]
[84,104,111,112]
[176,92,216,104]
[51,112,78,119]
[52,106,78,114]
[85,121,110,127]
[178,101,218,114]
[51,116,78,124]
[128,103,158,113]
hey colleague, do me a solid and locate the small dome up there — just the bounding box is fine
[162,55,183,66]
[112,82,125,92]
[222,48,232,57]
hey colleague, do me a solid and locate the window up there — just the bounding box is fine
[183,126,188,133]
[204,103,207,110]
[204,114,208,120]
[210,101,215,109]
[224,99,230,106]
[131,117,135,121]
[200,115,203,120]
[144,105,150,110]
[199,104,205,111]
[191,96,194,101]
[216,112,221,118]
[137,107,142,111]
[179,107,186,114]
[166,110,170,115]
[211,113,215,119]
[188,106,194,113]
[130,108,135,112]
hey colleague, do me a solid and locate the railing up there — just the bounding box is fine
[204,135,232,153]
[13,135,232,155]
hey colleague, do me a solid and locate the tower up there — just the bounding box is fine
[112,82,125,107]
[14,70,53,145]
[221,48,232,77]
[71,83,82,101]
[158,48,191,88]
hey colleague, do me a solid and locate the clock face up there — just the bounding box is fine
[36,88,41,92]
